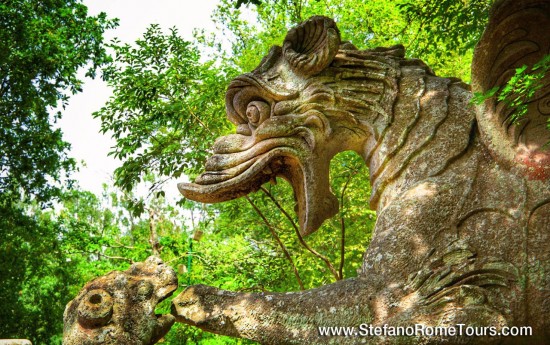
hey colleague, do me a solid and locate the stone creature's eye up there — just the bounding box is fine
[246,101,270,127]
[135,281,154,301]
[77,289,113,328]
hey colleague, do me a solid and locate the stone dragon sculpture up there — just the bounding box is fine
[64,0,549,344]
[63,257,177,344]
[175,0,550,343]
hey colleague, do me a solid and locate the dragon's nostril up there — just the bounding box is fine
[89,294,102,304]
[77,289,113,328]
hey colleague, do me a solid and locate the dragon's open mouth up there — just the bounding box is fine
[179,135,338,236]
[178,138,306,203]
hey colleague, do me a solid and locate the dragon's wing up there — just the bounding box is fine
[472,0,550,179]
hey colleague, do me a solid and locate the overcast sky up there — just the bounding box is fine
[57,0,221,198]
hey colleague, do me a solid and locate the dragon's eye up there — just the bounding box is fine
[246,101,270,127]
[135,281,154,300]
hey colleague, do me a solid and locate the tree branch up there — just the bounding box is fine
[245,195,305,290]
[338,171,355,280]
[66,251,134,263]
[259,186,340,281]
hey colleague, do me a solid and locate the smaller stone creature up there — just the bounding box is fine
[63,256,177,345]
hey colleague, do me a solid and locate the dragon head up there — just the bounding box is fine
[63,256,178,345]
[179,16,400,235]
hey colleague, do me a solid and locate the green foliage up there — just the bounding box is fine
[398,0,491,55]
[0,1,116,342]
[204,0,491,81]
[0,0,117,202]
[395,0,492,80]
[0,195,75,344]
[233,0,263,7]
[165,323,257,344]
[94,25,234,199]
[496,56,550,125]
[192,151,374,289]
[472,54,550,128]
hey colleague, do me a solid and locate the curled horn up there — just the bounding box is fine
[283,16,341,77]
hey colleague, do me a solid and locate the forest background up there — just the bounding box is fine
[0,0,495,343]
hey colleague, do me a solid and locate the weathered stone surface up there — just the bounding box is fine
[176,1,550,344]
[63,256,177,345]
[472,0,550,180]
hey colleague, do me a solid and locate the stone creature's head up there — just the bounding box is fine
[63,256,178,345]
[179,16,402,235]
